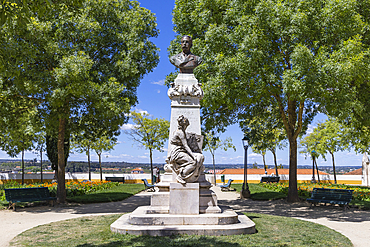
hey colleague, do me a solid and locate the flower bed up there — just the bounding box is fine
[1,180,120,200]
[261,182,370,201]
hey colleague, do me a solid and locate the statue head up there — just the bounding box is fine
[177,115,189,129]
[181,35,192,54]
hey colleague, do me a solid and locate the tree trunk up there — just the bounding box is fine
[57,117,67,204]
[99,153,102,182]
[262,153,266,171]
[88,145,91,181]
[271,149,279,176]
[40,149,43,183]
[150,149,154,185]
[315,158,320,183]
[21,150,24,185]
[287,138,299,202]
[212,153,216,185]
[330,152,337,184]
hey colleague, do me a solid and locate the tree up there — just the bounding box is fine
[203,131,236,185]
[34,130,46,183]
[72,138,93,180]
[46,134,70,180]
[125,111,170,185]
[90,135,117,181]
[300,118,350,184]
[0,0,82,26]
[240,107,287,177]
[0,0,159,203]
[170,0,366,202]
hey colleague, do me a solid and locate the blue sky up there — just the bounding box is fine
[1,0,363,167]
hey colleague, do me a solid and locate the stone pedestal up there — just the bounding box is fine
[169,183,199,215]
[167,73,203,156]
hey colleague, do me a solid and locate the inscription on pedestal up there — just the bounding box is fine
[169,183,199,215]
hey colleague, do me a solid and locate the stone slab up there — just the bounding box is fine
[151,192,169,207]
[111,212,256,236]
[129,206,238,225]
[169,183,199,215]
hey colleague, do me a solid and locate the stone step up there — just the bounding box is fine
[128,206,239,226]
[111,211,256,236]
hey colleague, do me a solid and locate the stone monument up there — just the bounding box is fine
[110,35,255,235]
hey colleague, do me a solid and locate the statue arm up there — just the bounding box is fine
[178,131,195,160]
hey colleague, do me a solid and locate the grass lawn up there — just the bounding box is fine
[10,213,352,247]
[66,184,145,204]
[0,184,145,209]
[231,183,287,200]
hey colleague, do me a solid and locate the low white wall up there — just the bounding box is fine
[0,172,362,185]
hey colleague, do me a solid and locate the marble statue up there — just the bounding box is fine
[166,115,204,184]
[170,35,203,74]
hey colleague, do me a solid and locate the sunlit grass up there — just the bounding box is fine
[10,213,352,247]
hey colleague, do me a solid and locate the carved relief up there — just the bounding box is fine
[167,82,204,100]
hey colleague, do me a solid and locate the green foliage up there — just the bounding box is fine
[0,0,159,202]
[300,118,349,160]
[300,118,350,183]
[0,0,82,26]
[203,131,235,163]
[170,0,369,202]
[125,111,170,164]
[203,131,235,184]
[261,182,370,207]
[125,111,169,185]
[46,135,70,171]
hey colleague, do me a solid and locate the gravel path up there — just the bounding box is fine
[1,186,369,247]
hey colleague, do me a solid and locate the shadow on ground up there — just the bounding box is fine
[75,235,241,247]
[12,193,151,215]
[219,198,370,223]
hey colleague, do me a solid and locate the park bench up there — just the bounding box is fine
[105,177,125,183]
[4,187,56,211]
[220,179,234,192]
[307,188,353,210]
[260,176,280,183]
[142,179,155,192]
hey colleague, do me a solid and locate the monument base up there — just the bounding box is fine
[111,206,256,236]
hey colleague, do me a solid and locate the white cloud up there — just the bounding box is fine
[120,123,137,130]
[138,155,147,159]
[151,79,165,85]
[249,153,260,157]
[157,90,161,93]
[306,124,315,134]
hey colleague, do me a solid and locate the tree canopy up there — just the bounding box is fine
[125,111,170,184]
[170,0,369,201]
[300,118,349,183]
[203,131,235,184]
[0,0,159,202]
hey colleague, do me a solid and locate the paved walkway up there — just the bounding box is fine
[1,186,370,247]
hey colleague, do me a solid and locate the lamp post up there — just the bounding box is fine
[311,150,316,183]
[241,135,251,198]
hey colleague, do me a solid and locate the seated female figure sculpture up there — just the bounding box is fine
[166,115,204,184]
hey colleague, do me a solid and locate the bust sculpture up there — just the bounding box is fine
[166,115,204,184]
[170,35,203,74]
